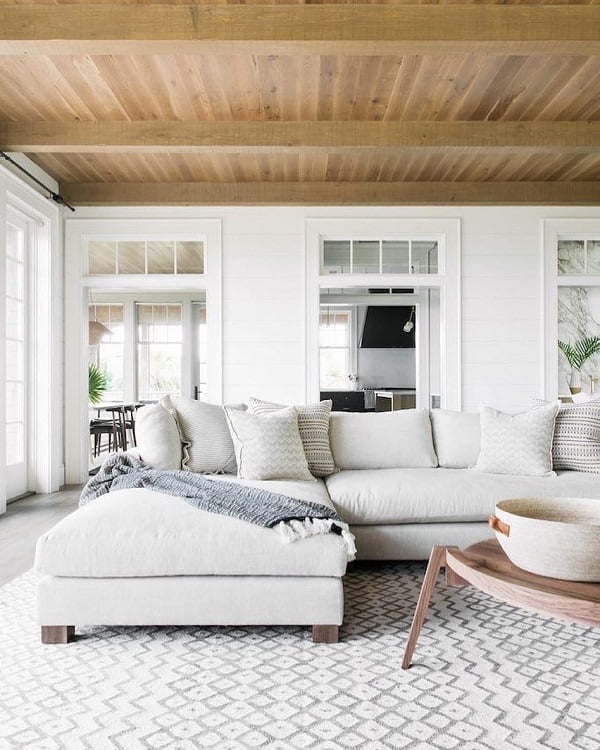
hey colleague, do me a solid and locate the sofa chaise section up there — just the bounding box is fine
[35,478,348,644]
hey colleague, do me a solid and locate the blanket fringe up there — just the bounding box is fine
[277,518,357,561]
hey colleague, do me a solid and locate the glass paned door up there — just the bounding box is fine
[5,219,29,499]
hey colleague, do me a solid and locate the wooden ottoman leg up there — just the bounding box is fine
[401,546,446,669]
[41,626,75,644]
[312,625,339,643]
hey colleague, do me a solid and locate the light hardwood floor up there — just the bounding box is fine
[0,486,81,587]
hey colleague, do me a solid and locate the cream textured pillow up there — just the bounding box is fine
[135,403,183,470]
[430,409,481,468]
[224,406,315,481]
[475,403,559,477]
[248,397,336,477]
[530,397,600,474]
[161,396,242,474]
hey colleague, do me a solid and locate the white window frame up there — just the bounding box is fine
[543,219,600,399]
[306,218,461,411]
[64,218,222,484]
[89,292,207,402]
[0,163,61,513]
[319,305,356,390]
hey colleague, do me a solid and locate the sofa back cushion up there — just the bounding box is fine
[161,395,243,474]
[328,409,438,470]
[430,409,481,468]
[135,403,183,470]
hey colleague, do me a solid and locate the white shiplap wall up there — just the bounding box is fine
[68,204,600,418]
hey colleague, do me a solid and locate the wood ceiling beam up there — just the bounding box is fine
[59,181,600,206]
[0,5,598,56]
[3,121,600,154]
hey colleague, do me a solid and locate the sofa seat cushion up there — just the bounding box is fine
[325,468,600,525]
[35,477,347,579]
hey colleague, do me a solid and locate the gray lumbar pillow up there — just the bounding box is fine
[224,406,315,482]
[161,395,242,474]
[475,402,559,477]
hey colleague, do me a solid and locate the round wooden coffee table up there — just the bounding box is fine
[401,539,600,669]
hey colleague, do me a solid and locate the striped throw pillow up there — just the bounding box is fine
[161,396,244,474]
[248,397,337,478]
[530,397,600,474]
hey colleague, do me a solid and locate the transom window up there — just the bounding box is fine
[557,239,600,276]
[88,239,204,276]
[322,239,438,275]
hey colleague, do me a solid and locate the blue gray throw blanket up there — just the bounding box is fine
[81,453,356,560]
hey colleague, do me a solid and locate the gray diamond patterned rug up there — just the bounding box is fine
[1,563,599,750]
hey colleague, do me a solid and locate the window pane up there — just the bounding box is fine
[353,241,380,274]
[320,349,349,390]
[6,298,24,340]
[382,241,409,274]
[137,344,182,400]
[176,242,204,274]
[557,286,600,393]
[89,304,124,402]
[557,240,585,275]
[118,241,146,274]
[6,381,24,423]
[320,310,350,347]
[411,241,438,274]
[147,242,175,274]
[6,422,24,466]
[588,241,600,275]
[6,340,24,381]
[323,241,351,274]
[7,224,24,261]
[193,303,208,401]
[137,303,182,399]
[6,258,24,299]
[89,241,117,275]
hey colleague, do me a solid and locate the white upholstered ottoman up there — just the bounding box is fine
[34,478,348,644]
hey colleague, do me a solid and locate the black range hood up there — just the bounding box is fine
[360,306,415,348]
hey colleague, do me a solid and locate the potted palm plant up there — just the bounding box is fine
[558,336,600,394]
[88,362,108,404]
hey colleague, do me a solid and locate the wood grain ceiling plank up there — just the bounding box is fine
[57,180,600,206]
[2,6,599,56]
[4,120,600,152]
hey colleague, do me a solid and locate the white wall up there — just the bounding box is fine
[67,205,600,419]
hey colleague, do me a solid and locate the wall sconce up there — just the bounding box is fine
[403,308,415,333]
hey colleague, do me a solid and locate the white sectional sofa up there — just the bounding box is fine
[35,400,600,644]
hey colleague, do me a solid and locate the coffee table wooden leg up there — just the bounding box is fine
[401,546,447,670]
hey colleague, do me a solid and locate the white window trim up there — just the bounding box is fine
[64,217,222,484]
[306,218,461,411]
[0,164,62,513]
[543,218,600,400]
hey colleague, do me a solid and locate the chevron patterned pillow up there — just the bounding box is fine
[248,397,336,478]
[475,403,559,477]
[530,397,600,474]
[224,406,315,482]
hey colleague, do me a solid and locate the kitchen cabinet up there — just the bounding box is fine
[374,390,416,411]
[320,390,365,412]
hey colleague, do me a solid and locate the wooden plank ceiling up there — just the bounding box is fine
[0,1,599,205]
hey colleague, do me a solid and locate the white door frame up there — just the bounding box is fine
[0,164,61,512]
[64,217,223,484]
[542,218,600,400]
[305,218,461,410]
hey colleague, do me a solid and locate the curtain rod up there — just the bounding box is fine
[0,152,75,212]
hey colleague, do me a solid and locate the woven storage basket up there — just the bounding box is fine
[489,497,600,582]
